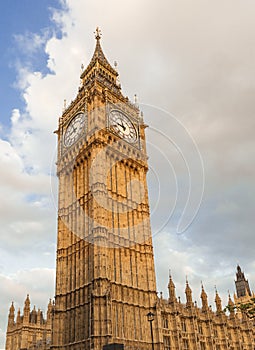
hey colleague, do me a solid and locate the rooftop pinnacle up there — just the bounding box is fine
[80,27,118,82]
[94,27,102,40]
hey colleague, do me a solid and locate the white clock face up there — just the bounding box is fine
[109,110,137,143]
[64,112,86,147]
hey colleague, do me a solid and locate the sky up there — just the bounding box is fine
[0,0,255,348]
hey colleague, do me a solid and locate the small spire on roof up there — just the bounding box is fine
[94,27,102,40]
[215,287,222,313]
[81,28,118,84]
[200,283,208,311]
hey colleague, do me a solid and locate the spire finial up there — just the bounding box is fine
[95,27,102,40]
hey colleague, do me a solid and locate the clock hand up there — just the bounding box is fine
[117,122,126,131]
[120,120,126,130]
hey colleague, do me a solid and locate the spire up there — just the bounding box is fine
[47,298,53,325]
[214,288,222,314]
[23,294,30,323]
[8,302,15,326]
[80,27,118,82]
[9,301,15,314]
[228,293,235,319]
[95,27,102,40]
[31,305,37,323]
[200,283,208,312]
[168,272,177,303]
[228,292,234,305]
[91,27,111,66]
[37,308,42,325]
[185,279,193,307]
[24,294,30,308]
[47,298,53,313]
[16,308,21,325]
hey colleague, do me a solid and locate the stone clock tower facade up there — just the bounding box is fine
[51,29,158,350]
[5,29,255,350]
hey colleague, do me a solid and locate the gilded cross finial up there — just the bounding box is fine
[94,27,102,40]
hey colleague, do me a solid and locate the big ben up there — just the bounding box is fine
[51,29,158,350]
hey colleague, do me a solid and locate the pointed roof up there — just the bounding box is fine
[9,301,15,313]
[200,284,207,299]
[200,284,208,311]
[185,279,192,295]
[200,284,208,301]
[228,292,235,318]
[228,293,234,307]
[215,288,222,313]
[81,27,118,79]
[16,308,21,324]
[168,272,175,290]
[168,272,177,303]
[24,294,30,308]
[185,279,193,306]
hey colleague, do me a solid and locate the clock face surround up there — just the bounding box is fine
[64,112,86,147]
[109,109,137,143]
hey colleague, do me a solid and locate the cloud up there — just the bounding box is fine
[14,32,48,56]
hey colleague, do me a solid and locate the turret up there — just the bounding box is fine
[228,293,235,319]
[7,302,15,327]
[168,273,177,303]
[23,294,30,323]
[47,298,53,326]
[200,284,208,312]
[31,305,37,323]
[36,309,43,325]
[185,279,193,307]
[16,308,21,325]
[215,289,222,314]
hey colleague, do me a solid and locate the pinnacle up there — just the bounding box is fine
[81,28,117,79]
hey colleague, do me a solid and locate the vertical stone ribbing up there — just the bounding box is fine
[52,33,158,350]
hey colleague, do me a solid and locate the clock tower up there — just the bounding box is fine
[51,29,158,350]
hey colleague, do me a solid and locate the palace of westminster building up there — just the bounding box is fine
[5,30,255,350]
